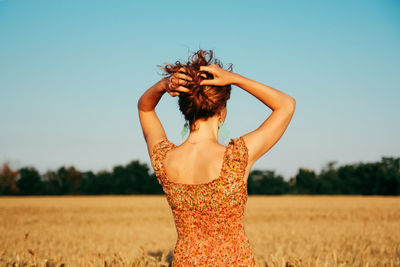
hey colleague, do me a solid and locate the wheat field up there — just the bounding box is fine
[0,195,399,267]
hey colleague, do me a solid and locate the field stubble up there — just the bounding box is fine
[0,195,399,267]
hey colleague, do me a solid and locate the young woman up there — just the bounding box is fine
[137,49,295,266]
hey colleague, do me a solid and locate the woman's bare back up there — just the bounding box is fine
[163,141,252,185]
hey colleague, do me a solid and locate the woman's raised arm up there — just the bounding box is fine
[137,70,192,155]
[137,78,168,155]
[199,64,296,166]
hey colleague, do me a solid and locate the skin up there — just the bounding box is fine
[137,64,296,184]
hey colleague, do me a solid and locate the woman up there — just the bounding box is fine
[137,49,295,266]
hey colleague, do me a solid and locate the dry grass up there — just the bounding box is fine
[0,195,399,267]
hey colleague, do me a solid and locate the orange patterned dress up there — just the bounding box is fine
[151,136,256,266]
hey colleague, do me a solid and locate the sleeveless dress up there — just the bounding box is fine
[150,136,256,266]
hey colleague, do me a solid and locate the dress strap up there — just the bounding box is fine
[150,139,175,186]
[225,136,249,184]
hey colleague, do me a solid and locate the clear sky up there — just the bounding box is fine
[1,0,399,180]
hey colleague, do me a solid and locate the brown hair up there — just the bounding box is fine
[158,49,232,131]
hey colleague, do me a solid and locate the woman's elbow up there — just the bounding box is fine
[285,97,296,112]
[137,97,145,111]
[290,97,296,109]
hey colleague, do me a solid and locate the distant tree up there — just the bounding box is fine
[318,161,342,194]
[79,171,97,194]
[126,160,162,194]
[336,164,360,194]
[42,170,62,195]
[112,164,132,194]
[248,170,289,195]
[66,166,82,195]
[111,160,162,194]
[2,156,399,196]
[57,167,74,195]
[379,157,400,195]
[93,169,114,194]
[347,157,400,195]
[247,170,263,194]
[0,163,19,195]
[353,162,383,195]
[313,157,400,195]
[292,168,318,194]
[144,173,164,194]
[17,167,44,195]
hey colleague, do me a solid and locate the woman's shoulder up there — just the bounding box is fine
[226,136,249,162]
[150,139,176,159]
[227,136,248,151]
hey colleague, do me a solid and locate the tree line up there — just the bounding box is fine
[0,156,399,196]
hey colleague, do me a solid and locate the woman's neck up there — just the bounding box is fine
[185,117,220,144]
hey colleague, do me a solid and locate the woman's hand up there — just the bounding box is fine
[198,64,235,86]
[165,67,192,97]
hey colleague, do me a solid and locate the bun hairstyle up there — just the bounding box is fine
[159,49,232,131]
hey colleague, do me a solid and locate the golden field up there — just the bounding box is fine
[0,195,399,267]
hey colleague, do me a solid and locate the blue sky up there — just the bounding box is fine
[0,0,399,180]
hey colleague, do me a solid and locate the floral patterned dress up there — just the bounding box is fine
[151,136,256,266]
